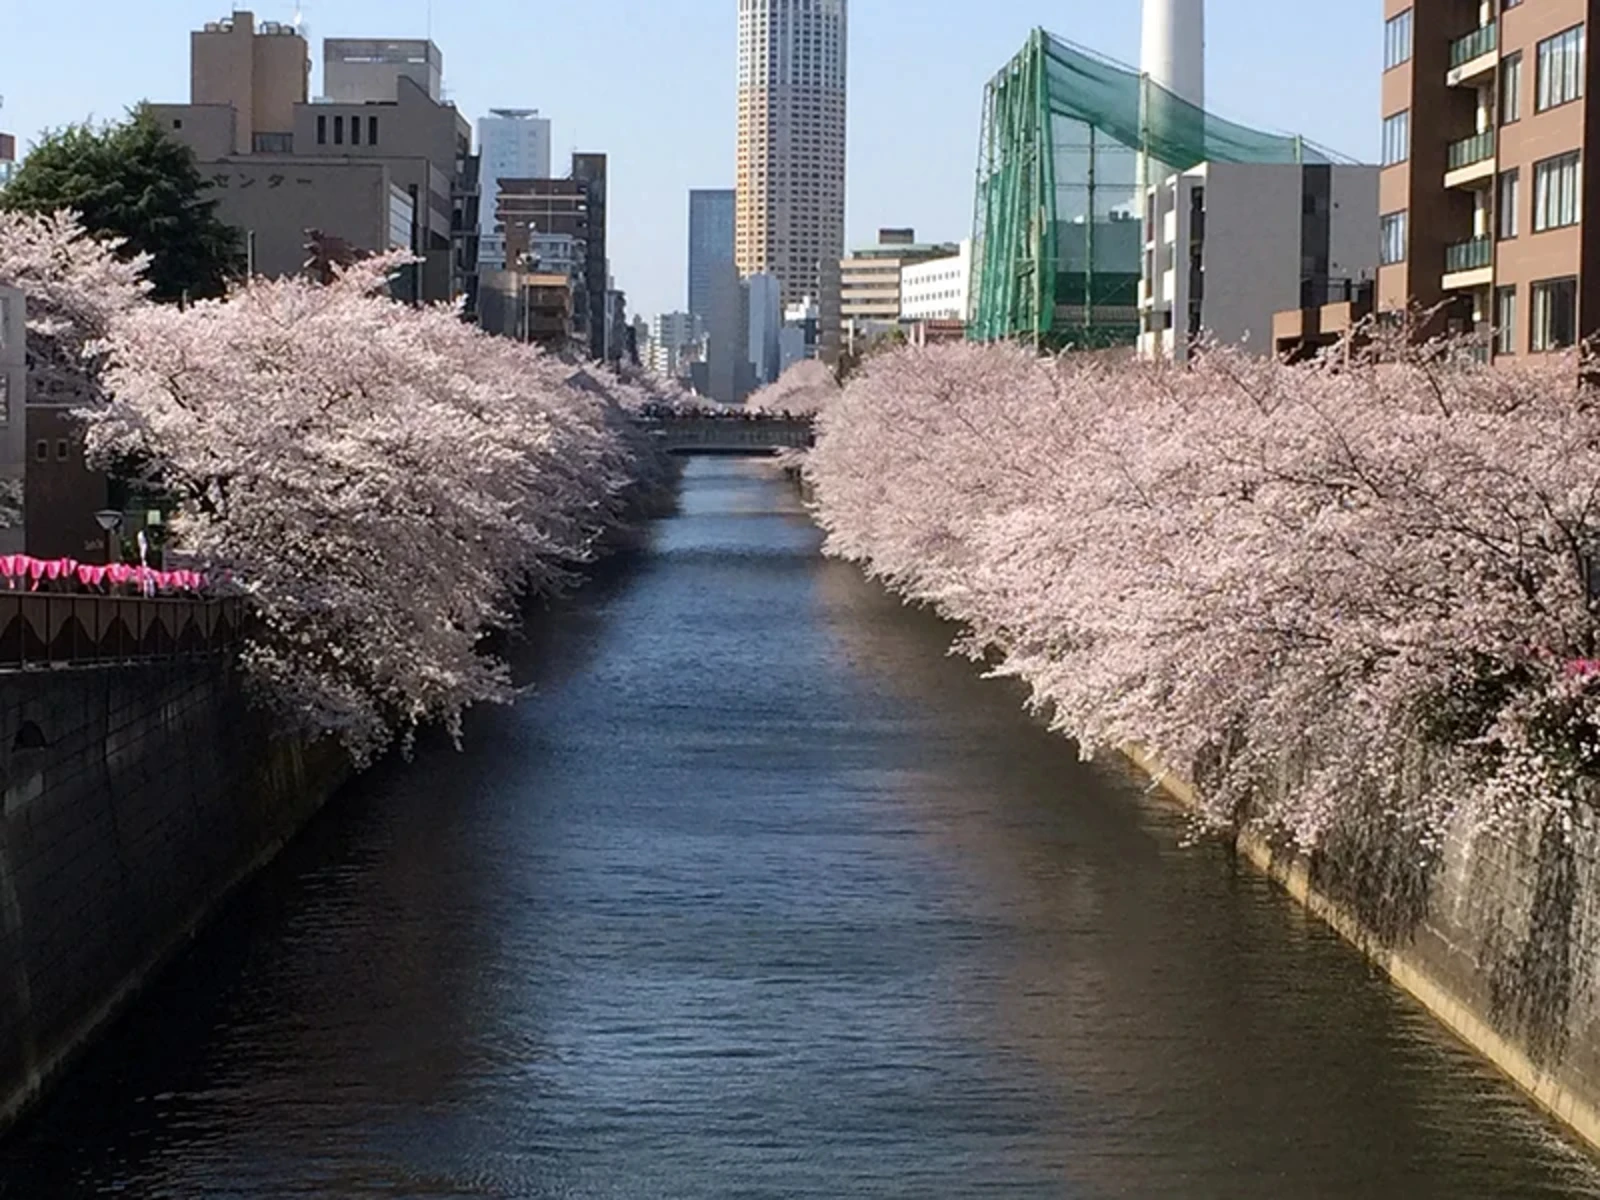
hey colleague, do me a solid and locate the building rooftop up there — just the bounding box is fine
[845,243,959,260]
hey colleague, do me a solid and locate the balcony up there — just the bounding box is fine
[1447,24,1498,86]
[1445,129,1496,187]
[1443,236,1493,289]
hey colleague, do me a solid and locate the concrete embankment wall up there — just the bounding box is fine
[1126,746,1600,1152]
[0,661,348,1130]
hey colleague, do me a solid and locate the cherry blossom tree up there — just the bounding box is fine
[0,209,149,408]
[748,359,838,416]
[90,254,663,761]
[805,336,1600,852]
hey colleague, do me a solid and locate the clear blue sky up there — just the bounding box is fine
[7,1,1381,320]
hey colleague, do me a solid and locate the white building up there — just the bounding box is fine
[477,109,553,271]
[900,239,972,323]
[780,296,819,372]
[649,311,700,380]
[0,286,25,553]
[1138,161,1379,362]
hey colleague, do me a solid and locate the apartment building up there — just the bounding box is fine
[478,270,583,351]
[0,133,17,190]
[1381,0,1591,354]
[839,229,957,349]
[1143,161,1379,362]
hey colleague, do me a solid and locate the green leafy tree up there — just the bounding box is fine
[3,107,242,302]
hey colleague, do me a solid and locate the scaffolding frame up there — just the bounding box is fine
[971,29,1330,350]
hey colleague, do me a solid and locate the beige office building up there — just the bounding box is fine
[734,0,848,310]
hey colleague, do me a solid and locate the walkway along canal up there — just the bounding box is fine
[3,458,1599,1196]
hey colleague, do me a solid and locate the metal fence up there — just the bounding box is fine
[0,593,244,670]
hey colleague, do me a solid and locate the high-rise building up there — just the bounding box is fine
[478,110,553,270]
[688,188,736,326]
[735,0,848,308]
[1378,1,1593,355]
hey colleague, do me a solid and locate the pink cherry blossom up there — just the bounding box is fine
[804,334,1600,852]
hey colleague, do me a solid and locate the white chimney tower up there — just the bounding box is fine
[1140,0,1205,109]
[1137,0,1204,354]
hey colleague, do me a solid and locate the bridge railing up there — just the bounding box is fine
[0,594,245,670]
[635,415,816,451]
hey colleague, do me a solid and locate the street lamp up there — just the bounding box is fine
[93,509,123,564]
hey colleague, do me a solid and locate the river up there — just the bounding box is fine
[3,457,1599,1198]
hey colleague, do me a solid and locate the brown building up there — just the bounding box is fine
[478,270,582,352]
[1381,0,1592,354]
[150,11,480,311]
[494,161,609,358]
[497,178,589,265]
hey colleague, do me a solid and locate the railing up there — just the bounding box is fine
[1447,129,1495,170]
[1449,23,1497,69]
[636,416,817,453]
[1445,237,1493,274]
[0,594,243,670]
[1300,277,1376,309]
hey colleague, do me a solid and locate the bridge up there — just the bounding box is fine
[637,415,815,455]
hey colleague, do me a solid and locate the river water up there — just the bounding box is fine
[3,458,1600,1198]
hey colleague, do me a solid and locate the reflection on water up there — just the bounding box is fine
[2,458,1598,1198]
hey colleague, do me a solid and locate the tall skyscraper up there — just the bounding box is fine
[735,0,848,308]
[478,109,553,270]
[688,189,736,326]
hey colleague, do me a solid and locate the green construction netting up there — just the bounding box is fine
[971,29,1333,347]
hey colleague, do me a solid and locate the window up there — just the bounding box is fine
[54,440,68,462]
[1385,10,1413,69]
[1381,211,1408,265]
[1495,286,1517,355]
[1382,110,1410,166]
[172,118,183,130]
[317,115,327,145]
[1502,52,1522,124]
[1532,278,1578,350]
[0,376,8,428]
[369,116,379,145]
[334,115,344,145]
[1533,152,1581,231]
[1536,25,1585,112]
[32,441,45,463]
[1498,169,1520,239]
[351,116,361,146]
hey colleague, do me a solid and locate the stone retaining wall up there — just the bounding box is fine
[0,661,348,1129]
